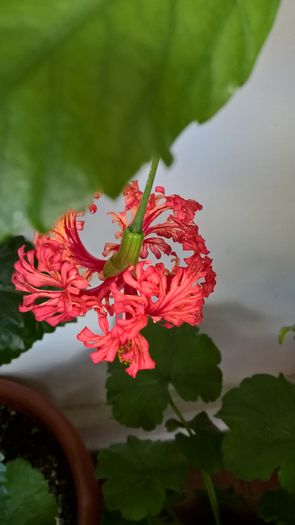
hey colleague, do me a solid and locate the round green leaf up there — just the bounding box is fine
[164,331,222,402]
[107,323,222,429]
[218,374,295,491]
[102,510,149,525]
[106,363,169,431]
[97,436,187,521]
[258,490,295,525]
[3,459,57,525]
[145,323,222,403]
[102,514,168,525]
[102,513,171,525]
[0,0,280,235]
[175,412,224,474]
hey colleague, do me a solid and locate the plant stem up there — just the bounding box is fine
[168,394,194,437]
[168,393,222,525]
[202,471,222,525]
[129,156,160,233]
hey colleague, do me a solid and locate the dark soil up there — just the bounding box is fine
[0,404,77,524]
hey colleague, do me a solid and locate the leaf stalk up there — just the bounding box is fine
[129,156,160,233]
[168,393,222,525]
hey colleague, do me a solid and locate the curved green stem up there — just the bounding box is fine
[202,471,222,525]
[103,156,160,277]
[168,393,222,525]
[129,156,160,233]
[168,394,194,437]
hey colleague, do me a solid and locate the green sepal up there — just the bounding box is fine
[103,228,144,278]
[279,325,295,344]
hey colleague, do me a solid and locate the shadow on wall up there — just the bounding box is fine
[2,351,108,411]
[202,301,295,383]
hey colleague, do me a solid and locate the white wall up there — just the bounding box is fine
[2,1,295,448]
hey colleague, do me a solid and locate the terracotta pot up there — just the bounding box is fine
[0,378,102,525]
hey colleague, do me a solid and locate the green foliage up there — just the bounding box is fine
[0,0,280,236]
[279,325,295,344]
[106,357,170,430]
[0,454,8,518]
[0,458,57,525]
[258,490,295,525]
[0,235,33,291]
[184,488,251,523]
[213,488,250,515]
[97,436,187,521]
[175,412,224,474]
[102,510,148,525]
[218,374,295,491]
[165,418,183,433]
[0,454,6,491]
[102,510,171,525]
[0,236,57,365]
[107,323,222,430]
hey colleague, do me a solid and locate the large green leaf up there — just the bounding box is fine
[258,490,295,525]
[107,323,222,430]
[102,510,148,525]
[1,459,57,525]
[0,236,33,292]
[106,358,170,431]
[0,236,56,365]
[218,374,295,491]
[97,436,187,521]
[102,510,169,525]
[175,412,224,474]
[0,0,280,235]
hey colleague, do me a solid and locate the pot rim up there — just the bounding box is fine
[0,377,101,525]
